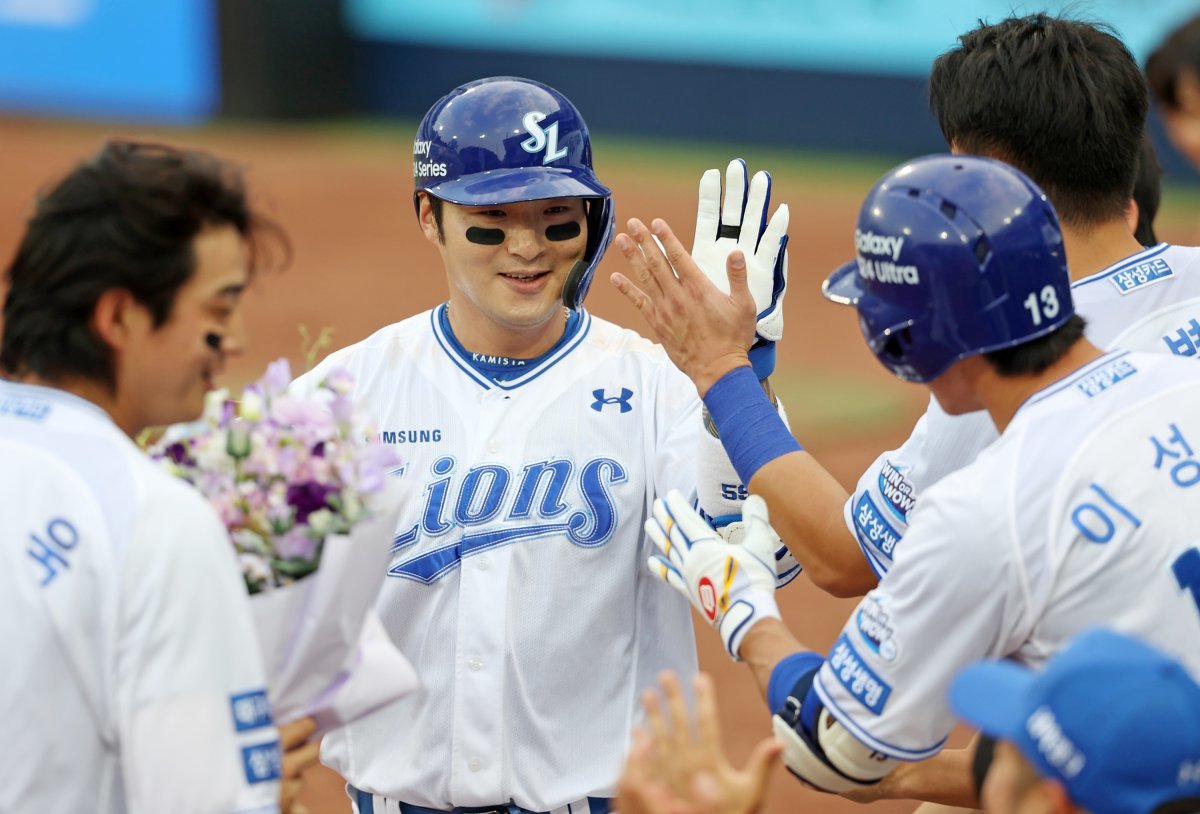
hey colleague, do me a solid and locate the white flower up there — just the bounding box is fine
[204,388,231,421]
[239,390,264,422]
[306,508,335,536]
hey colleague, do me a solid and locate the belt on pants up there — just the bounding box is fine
[350,787,611,814]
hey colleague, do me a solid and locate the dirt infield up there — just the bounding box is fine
[0,117,943,814]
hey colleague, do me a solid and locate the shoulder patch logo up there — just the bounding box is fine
[1110,257,1173,295]
[591,388,634,413]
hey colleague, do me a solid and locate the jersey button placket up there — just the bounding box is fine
[449,417,508,803]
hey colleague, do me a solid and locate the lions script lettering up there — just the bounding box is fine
[389,456,627,583]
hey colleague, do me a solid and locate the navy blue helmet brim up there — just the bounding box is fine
[822,259,863,306]
[425,166,611,206]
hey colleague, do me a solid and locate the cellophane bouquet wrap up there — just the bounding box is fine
[151,359,418,727]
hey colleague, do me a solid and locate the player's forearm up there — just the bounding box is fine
[870,748,979,807]
[738,617,812,701]
[749,452,878,597]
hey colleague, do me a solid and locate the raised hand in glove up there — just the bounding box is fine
[646,490,781,660]
[691,159,789,378]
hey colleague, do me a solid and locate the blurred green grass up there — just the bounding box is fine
[770,363,914,437]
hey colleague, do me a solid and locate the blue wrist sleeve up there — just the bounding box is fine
[703,366,802,484]
[748,341,776,379]
[768,650,826,714]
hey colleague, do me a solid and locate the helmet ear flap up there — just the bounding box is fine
[561,195,615,310]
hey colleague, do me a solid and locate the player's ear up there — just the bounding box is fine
[91,288,145,353]
[417,192,445,245]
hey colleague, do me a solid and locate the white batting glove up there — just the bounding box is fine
[714,518,803,588]
[691,159,789,376]
[646,490,781,660]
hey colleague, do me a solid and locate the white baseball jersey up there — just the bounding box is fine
[847,243,1200,576]
[0,381,280,814]
[816,350,1200,758]
[292,305,698,811]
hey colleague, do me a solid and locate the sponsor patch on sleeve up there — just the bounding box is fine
[241,740,281,784]
[1110,258,1173,294]
[856,594,899,661]
[877,460,915,521]
[853,493,900,559]
[828,633,893,715]
[230,689,273,733]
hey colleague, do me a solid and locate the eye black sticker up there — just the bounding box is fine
[545,222,582,241]
[465,227,505,245]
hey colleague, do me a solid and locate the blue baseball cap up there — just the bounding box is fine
[950,629,1200,814]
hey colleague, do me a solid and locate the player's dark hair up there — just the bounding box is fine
[983,313,1087,377]
[1133,133,1162,247]
[428,194,446,242]
[929,13,1148,228]
[0,140,287,390]
[1145,13,1200,110]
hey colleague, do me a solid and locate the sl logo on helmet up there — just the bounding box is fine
[521,111,568,164]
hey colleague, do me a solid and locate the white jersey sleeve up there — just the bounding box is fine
[818,473,1026,758]
[843,400,996,578]
[844,243,1200,578]
[119,478,281,814]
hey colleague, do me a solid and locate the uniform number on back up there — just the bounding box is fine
[1023,285,1061,326]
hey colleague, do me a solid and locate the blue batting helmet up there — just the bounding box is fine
[822,154,1073,383]
[413,76,614,310]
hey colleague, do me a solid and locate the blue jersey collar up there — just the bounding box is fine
[431,303,591,390]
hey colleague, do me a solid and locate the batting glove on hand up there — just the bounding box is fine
[717,518,803,588]
[647,490,781,660]
[691,159,789,379]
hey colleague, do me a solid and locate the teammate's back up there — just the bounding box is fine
[812,348,1200,759]
[0,381,282,814]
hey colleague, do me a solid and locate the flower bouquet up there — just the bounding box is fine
[151,359,417,727]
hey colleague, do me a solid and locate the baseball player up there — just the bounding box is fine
[618,154,1200,807]
[290,77,789,813]
[624,13,1200,606]
[0,141,313,814]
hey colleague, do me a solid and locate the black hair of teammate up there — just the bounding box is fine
[929,13,1148,229]
[1,140,287,390]
[1133,134,1162,247]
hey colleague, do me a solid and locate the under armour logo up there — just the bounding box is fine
[591,388,633,413]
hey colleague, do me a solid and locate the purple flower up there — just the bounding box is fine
[323,367,355,395]
[261,358,293,398]
[286,481,335,524]
[163,442,192,465]
[274,527,318,561]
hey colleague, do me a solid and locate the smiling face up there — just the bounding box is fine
[114,225,248,431]
[419,194,587,351]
